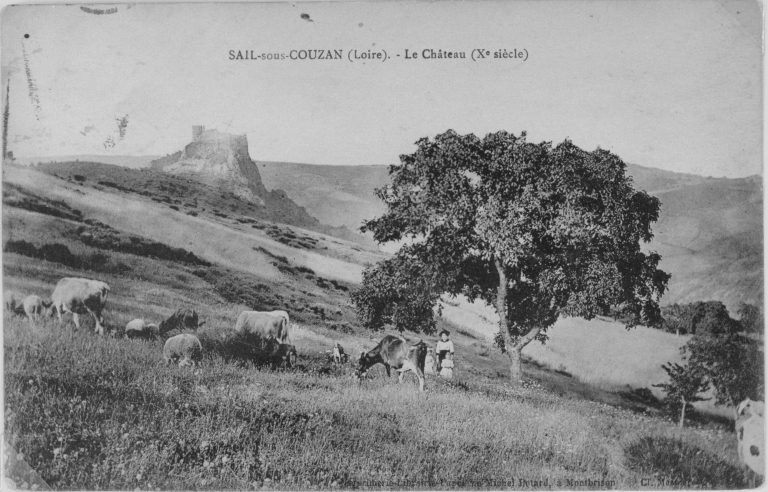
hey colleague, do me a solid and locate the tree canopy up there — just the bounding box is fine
[737,302,763,336]
[352,130,670,381]
[683,333,764,417]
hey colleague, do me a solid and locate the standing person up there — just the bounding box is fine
[424,348,436,375]
[440,353,455,380]
[435,329,455,372]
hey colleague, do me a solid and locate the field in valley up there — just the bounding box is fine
[2,165,755,489]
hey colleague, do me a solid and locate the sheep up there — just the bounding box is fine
[163,333,203,368]
[125,319,160,340]
[736,398,765,484]
[22,295,53,321]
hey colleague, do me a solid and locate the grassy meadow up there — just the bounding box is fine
[2,165,756,489]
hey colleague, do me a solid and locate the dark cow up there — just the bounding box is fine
[159,308,201,334]
[264,338,298,369]
[357,335,428,391]
[234,311,289,346]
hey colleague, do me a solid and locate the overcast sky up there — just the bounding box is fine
[1,0,762,177]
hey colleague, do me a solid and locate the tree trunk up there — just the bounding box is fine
[494,258,509,337]
[494,258,543,386]
[679,397,686,428]
[508,346,523,383]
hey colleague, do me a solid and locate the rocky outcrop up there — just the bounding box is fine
[150,128,269,205]
[149,127,373,246]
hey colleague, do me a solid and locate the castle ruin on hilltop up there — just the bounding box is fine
[190,125,247,146]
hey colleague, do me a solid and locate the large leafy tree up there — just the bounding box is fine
[352,130,670,382]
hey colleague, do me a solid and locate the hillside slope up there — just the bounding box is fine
[31,160,375,248]
[2,165,749,489]
[258,161,390,231]
[261,161,762,313]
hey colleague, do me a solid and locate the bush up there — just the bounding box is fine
[79,231,211,267]
[4,196,83,222]
[662,302,740,337]
[3,240,129,274]
[623,436,746,488]
[295,265,315,276]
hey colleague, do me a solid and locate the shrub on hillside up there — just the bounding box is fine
[97,181,135,193]
[325,321,355,334]
[78,230,211,267]
[255,246,288,265]
[4,195,83,222]
[689,301,740,336]
[661,301,740,337]
[623,436,747,488]
[3,240,129,274]
[295,265,315,276]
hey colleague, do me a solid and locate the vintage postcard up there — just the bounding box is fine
[1,1,763,490]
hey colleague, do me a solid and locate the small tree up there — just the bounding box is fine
[654,362,709,427]
[661,303,694,337]
[353,130,670,383]
[683,334,764,419]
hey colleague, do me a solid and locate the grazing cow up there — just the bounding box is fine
[265,310,290,323]
[265,339,297,369]
[234,311,289,346]
[163,333,203,368]
[22,295,52,321]
[51,278,110,335]
[357,335,428,391]
[125,319,160,339]
[736,398,765,481]
[158,308,200,334]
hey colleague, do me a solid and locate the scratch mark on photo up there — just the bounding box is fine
[21,39,41,121]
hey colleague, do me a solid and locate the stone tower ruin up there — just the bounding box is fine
[192,125,205,142]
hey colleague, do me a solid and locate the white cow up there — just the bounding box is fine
[736,398,765,482]
[234,311,290,347]
[51,278,110,335]
[22,295,52,321]
[265,310,290,323]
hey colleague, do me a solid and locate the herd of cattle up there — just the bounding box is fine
[3,277,766,481]
[5,277,298,369]
[4,277,428,388]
